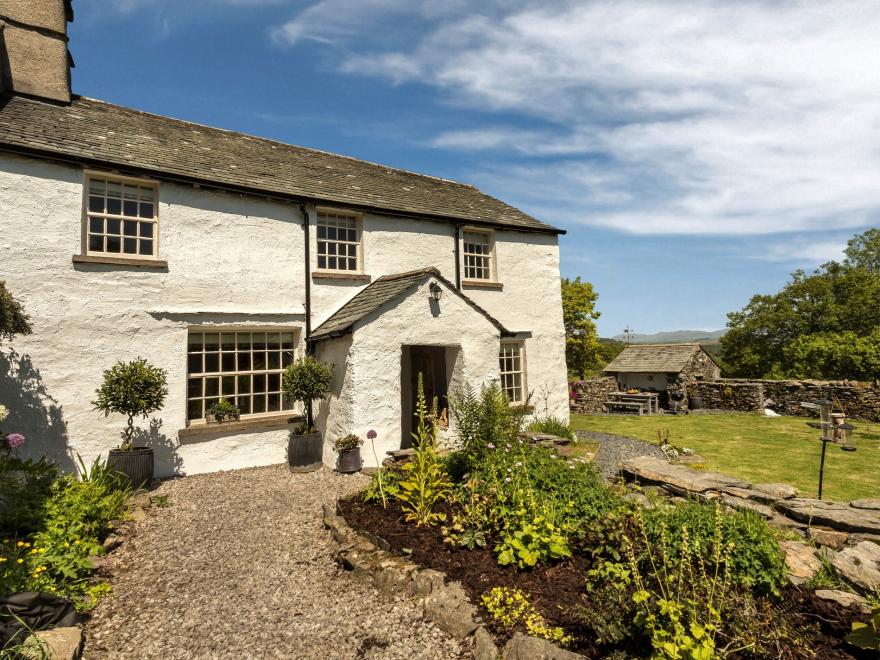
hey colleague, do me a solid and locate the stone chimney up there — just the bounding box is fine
[0,0,73,103]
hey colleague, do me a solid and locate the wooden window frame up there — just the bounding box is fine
[461,227,497,284]
[315,208,363,274]
[499,340,527,405]
[185,327,300,425]
[81,171,160,261]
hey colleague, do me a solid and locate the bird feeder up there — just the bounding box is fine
[801,400,857,499]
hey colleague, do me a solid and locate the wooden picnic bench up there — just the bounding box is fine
[603,392,660,415]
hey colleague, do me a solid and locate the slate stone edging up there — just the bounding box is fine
[323,503,586,659]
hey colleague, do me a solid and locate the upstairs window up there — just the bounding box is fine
[85,173,158,258]
[463,229,493,281]
[499,341,526,404]
[186,330,297,423]
[317,210,361,272]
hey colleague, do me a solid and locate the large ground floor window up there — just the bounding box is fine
[186,329,297,422]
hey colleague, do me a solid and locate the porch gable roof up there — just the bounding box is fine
[310,267,511,341]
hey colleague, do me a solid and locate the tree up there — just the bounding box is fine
[561,277,602,379]
[282,356,333,429]
[721,228,880,379]
[0,281,32,341]
[93,358,168,449]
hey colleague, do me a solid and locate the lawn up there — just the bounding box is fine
[571,412,880,501]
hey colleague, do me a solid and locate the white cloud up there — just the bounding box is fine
[276,0,880,236]
[754,238,847,264]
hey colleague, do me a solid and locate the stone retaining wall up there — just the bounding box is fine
[323,504,584,659]
[690,379,880,420]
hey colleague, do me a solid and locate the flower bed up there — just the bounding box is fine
[339,382,873,658]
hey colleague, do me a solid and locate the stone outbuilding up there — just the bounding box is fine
[603,343,720,408]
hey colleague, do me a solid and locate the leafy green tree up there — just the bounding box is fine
[721,228,880,379]
[561,277,602,378]
[282,355,333,428]
[93,358,168,450]
[0,281,32,341]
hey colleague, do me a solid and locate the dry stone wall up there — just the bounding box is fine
[569,376,617,413]
[690,379,880,421]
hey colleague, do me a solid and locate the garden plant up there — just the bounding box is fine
[92,358,168,450]
[282,355,333,430]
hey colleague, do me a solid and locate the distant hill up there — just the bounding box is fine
[610,329,726,344]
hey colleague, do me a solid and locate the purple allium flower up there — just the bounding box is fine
[487,443,495,449]
[5,433,25,449]
[367,429,377,440]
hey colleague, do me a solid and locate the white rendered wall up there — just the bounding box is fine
[0,153,569,476]
[0,155,304,476]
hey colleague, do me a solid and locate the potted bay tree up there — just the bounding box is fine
[93,357,167,488]
[282,355,332,472]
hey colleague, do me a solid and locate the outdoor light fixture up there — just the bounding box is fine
[429,282,442,302]
[802,399,857,499]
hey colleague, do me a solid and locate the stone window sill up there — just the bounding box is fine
[462,279,503,290]
[73,255,168,269]
[178,413,304,440]
[312,271,371,282]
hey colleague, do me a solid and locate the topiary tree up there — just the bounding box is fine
[93,358,168,450]
[0,281,32,341]
[282,355,333,430]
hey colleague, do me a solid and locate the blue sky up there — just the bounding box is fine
[70,1,879,336]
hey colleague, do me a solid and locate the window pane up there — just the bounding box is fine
[318,256,327,269]
[328,257,337,269]
[187,378,202,398]
[281,333,295,349]
[253,373,266,394]
[106,235,121,253]
[221,353,236,372]
[282,350,294,367]
[253,351,266,370]
[205,378,220,397]
[222,376,235,395]
[267,393,281,413]
[204,333,220,352]
[188,333,203,351]
[123,220,138,236]
[139,186,154,202]
[140,222,154,238]
[89,196,104,213]
[107,197,121,215]
[89,179,105,195]
[106,219,121,235]
[123,238,137,254]
[204,353,219,373]
[237,352,251,371]
[317,225,326,239]
[221,333,236,351]
[187,353,202,374]
[237,395,252,415]
[237,375,251,393]
[139,239,153,256]
[107,181,122,197]
[88,234,103,252]
[187,399,203,421]
[253,333,267,351]
[139,202,154,219]
[124,200,138,217]
[267,373,280,392]
[253,395,266,414]
[267,352,280,370]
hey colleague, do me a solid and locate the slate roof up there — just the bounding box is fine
[0,94,563,234]
[603,343,709,374]
[311,267,510,341]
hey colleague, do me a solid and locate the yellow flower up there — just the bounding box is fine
[0,557,6,563]
[16,541,24,547]
[16,558,23,564]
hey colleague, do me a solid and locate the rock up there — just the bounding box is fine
[753,483,798,500]
[720,495,773,519]
[22,626,83,659]
[128,492,152,510]
[779,541,822,584]
[775,498,880,534]
[850,499,880,511]
[832,541,880,592]
[501,633,585,659]
[373,559,416,594]
[672,454,705,465]
[423,585,479,639]
[473,627,500,660]
[409,569,446,597]
[807,527,849,550]
[88,555,114,576]
[814,589,871,613]
[623,492,652,509]
[620,456,750,495]
[129,507,148,523]
[721,485,781,505]
[102,535,123,553]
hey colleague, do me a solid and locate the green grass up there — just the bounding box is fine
[571,412,880,502]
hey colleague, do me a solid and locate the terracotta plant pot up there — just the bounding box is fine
[288,431,323,472]
[336,448,362,474]
[107,447,154,488]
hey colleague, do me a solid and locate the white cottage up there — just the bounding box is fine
[0,0,569,475]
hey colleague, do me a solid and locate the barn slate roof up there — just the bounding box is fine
[310,267,510,341]
[603,343,710,374]
[0,94,563,234]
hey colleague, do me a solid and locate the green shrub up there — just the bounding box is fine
[0,454,58,535]
[644,500,787,595]
[207,397,239,422]
[363,466,402,505]
[526,415,576,441]
[482,586,572,645]
[449,382,526,465]
[93,358,168,450]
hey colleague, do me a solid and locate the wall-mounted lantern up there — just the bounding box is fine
[429,282,443,302]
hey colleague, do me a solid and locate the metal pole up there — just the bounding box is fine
[818,437,828,500]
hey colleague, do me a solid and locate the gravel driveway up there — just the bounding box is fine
[576,430,666,479]
[84,465,466,660]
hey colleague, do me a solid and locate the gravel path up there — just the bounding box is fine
[576,431,666,479]
[84,465,466,660]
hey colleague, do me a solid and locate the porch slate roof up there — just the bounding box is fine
[603,343,704,374]
[310,267,511,341]
[0,94,563,234]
